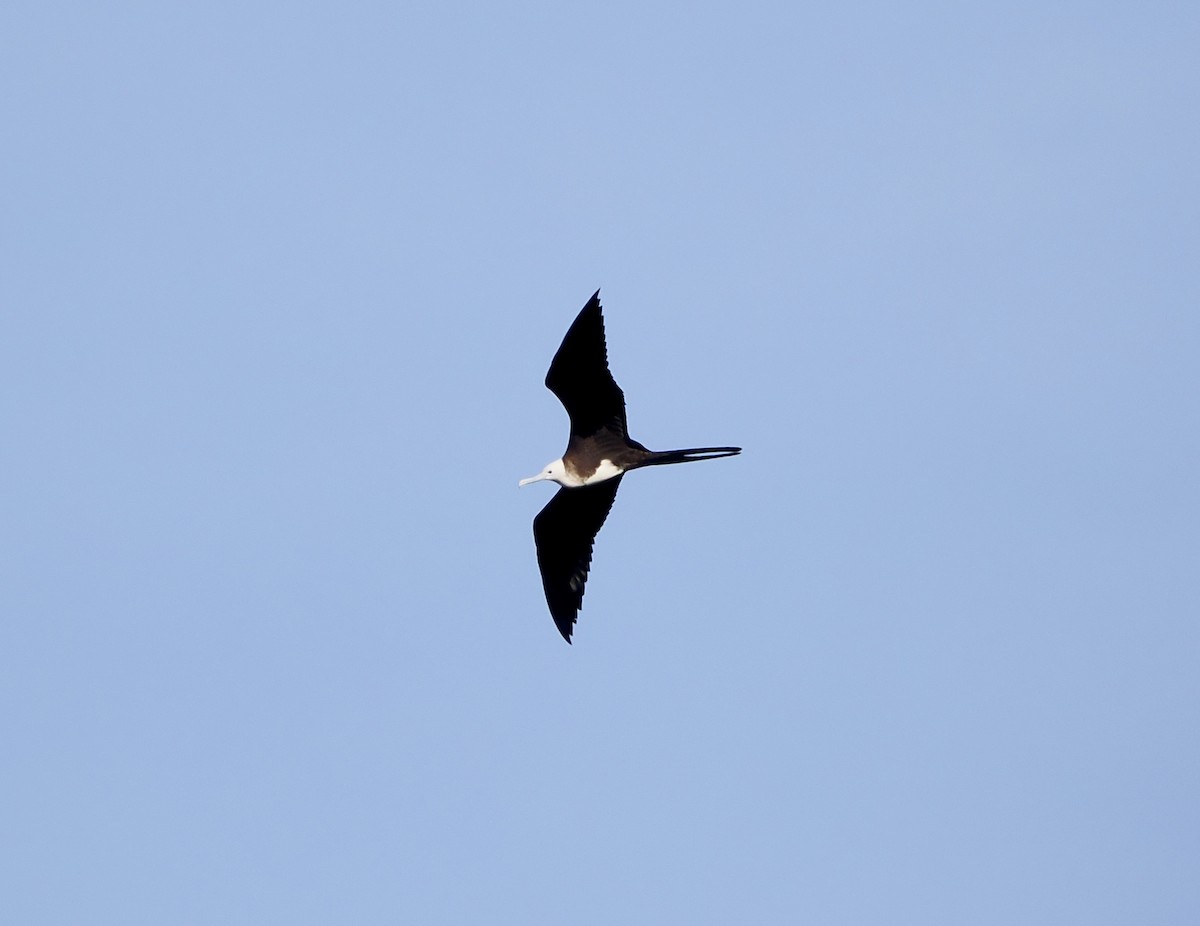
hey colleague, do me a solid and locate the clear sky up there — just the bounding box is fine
[3,2,1198,923]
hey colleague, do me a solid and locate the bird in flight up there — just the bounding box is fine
[520,290,740,643]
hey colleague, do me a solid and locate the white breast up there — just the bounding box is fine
[581,458,623,485]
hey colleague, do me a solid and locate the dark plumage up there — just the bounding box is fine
[521,291,740,642]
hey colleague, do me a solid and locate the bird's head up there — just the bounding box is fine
[519,458,569,488]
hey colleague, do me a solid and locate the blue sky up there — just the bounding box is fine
[3,2,1198,923]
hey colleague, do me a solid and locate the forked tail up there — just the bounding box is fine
[638,446,742,467]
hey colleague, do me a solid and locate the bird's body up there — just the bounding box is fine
[520,290,740,643]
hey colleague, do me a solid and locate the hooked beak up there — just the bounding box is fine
[518,473,547,488]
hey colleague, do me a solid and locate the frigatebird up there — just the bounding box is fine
[520,290,740,643]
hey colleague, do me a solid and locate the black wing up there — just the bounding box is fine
[532,476,623,643]
[544,290,628,438]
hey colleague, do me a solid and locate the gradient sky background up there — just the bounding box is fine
[3,2,1198,923]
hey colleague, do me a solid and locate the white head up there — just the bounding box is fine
[519,458,571,488]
